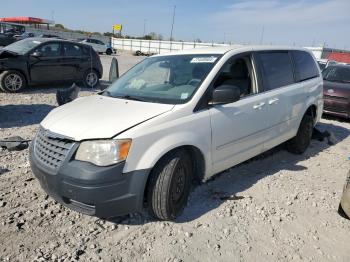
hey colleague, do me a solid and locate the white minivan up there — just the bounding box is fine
[30,46,323,220]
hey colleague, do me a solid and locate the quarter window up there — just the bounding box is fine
[292,51,319,82]
[257,52,295,90]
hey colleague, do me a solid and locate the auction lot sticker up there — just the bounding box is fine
[190,56,218,63]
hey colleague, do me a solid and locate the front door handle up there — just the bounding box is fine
[253,102,265,110]
[268,98,279,105]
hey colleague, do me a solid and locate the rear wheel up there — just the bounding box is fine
[0,70,26,93]
[83,69,99,88]
[106,48,112,55]
[147,149,193,221]
[286,114,313,154]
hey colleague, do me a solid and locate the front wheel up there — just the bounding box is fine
[0,70,26,93]
[83,69,100,88]
[286,114,313,154]
[106,48,112,55]
[147,149,193,221]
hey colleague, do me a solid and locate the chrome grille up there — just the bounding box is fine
[34,127,74,170]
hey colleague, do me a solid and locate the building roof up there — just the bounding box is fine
[0,17,54,25]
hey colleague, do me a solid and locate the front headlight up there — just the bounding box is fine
[75,139,131,166]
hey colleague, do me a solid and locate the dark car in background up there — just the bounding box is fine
[0,33,17,47]
[0,38,102,92]
[322,65,350,119]
[0,22,26,47]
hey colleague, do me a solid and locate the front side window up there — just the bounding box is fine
[323,66,350,83]
[256,52,295,90]
[292,50,319,82]
[35,43,61,57]
[213,54,256,98]
[104,54,221,104]
[94,40,104,45]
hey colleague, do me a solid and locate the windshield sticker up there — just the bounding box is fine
[181,93,189,99]
[190,56,217,63]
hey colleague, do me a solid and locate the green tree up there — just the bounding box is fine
[54,24,65,29]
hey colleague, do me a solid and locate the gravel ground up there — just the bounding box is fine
[1,54,350,262]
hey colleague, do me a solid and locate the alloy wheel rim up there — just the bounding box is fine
[4,74,22,91]
[86,72,98,87]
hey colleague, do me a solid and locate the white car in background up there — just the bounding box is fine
[78,38,115,55]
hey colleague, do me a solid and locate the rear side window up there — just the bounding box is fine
[292,51,319,82]
[256,52,295,90]
[64,43,83,57]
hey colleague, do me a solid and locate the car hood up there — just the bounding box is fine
[0,50,19,59]
[323,80,350,97]
[41,95,175,141]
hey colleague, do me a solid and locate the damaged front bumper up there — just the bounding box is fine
[29,140,149,218]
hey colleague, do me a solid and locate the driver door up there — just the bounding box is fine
[29,42,64,83]
[209,53,272,174]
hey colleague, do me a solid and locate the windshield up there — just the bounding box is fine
[103,54,221,104]
[3,38,43,55]
[323,66,350,83]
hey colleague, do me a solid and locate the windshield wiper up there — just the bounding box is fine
[115,95,146,102]
[101,91,146,101]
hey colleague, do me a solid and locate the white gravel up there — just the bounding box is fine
[1,54,350,262]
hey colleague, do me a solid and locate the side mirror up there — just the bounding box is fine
[31,51,42,58]
[211,85,241,105]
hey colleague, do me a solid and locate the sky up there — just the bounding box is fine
[1,0,349,49]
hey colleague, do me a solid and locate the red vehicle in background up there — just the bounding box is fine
[322,65,350,119]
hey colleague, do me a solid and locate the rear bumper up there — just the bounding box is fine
[29,142,150,218]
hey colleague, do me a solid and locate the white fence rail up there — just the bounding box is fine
[112,38,229,54]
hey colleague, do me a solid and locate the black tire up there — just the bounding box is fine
[338,203,349,219]
[286,114,313,154]
[147,149,193,221]
[106,48,112,55]
[83,69,100,88]
[0,70,26,93]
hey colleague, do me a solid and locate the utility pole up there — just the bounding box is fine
[51,10,55,21]
[143,19,147,37]
[169,5,176,51]
[259,26,265,45]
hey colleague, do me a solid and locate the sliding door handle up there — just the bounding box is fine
[253,102,265,110]
[268,98,279,105]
